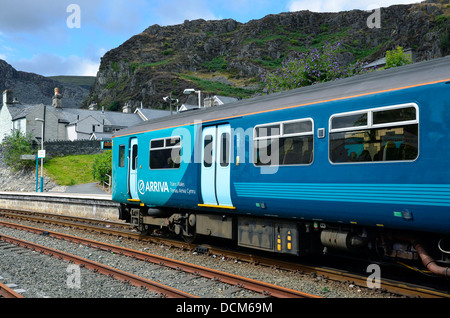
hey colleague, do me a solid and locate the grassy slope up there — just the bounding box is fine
[48,76,96,89]
[44,154,101,186]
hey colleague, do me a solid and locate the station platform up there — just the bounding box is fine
[0,189,119,221]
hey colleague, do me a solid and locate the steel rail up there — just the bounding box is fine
[0,220,318,298]
[6,210,447,298]
[0,282,24,298]
[0,209,128,229]
[1,213,448,298]
[0,232,196,298]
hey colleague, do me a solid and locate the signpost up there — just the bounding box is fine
[20,155,37,160]
[35,117,46,193]
[38,150,46,192]
[24,151,46,193]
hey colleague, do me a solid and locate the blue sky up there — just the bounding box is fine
[0,0,423,77]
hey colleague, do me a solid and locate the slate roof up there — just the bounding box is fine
[60,108,144,128]
[6,103,162,129]
[8,103,42,120]
[135,108,171,121]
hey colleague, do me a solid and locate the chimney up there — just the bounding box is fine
[404,48,416,63]
[3,90,13,106]
[52,87,63,108]
[122,103,132,113]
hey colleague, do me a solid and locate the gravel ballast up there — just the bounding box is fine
[0,218,400,299]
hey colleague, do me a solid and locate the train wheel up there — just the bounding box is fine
[183,232,197,243]
[184,213,197,243]
[139,224,151,236]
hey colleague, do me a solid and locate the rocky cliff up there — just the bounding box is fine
[87,1,449,111]
[0,60,89,108]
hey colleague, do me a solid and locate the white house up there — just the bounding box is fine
[0,89,171,143]
[0,89,240,144]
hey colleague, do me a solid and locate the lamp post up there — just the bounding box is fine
[163,94,179,116]
[35,118,45,192]
[183,88,202,108]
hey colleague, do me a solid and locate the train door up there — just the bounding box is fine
[201,124,233,207]
[128,137,139,200]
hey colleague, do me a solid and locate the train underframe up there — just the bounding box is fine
[119,204,450,277]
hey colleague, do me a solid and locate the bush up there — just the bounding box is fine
[261,42,369,94]
[385,46,412,69]
[0,130,36,172]
[92,150,112,184]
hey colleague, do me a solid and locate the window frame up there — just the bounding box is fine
[328,103,419,164]
[253,118,314,167]
[149,136,182,170]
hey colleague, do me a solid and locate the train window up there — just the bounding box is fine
[254,118,314,166]
[119,145,125,167]
[131,144,138,170]
[372,106,416,125]
[329,104,419,163]
[220,133,230,167]
[149,136,181,169]
[255,124,280,138]
[151,139,164,148]
[204,135,213,168]
[331,112,368,130]
[284,120,313,135]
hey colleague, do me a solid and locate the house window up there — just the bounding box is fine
[150,136,181,169]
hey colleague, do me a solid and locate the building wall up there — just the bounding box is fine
[67,125,77,141]
[0,106,13,142]
[76,116,104,140]
[12,118,26,134]
[25,105,66,142]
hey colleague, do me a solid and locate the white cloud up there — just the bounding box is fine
[288,0,423,12]
[11,54,99,77]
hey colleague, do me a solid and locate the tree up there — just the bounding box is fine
[0,130,37,172]
[385,46,412,69]
[262,42,369,94]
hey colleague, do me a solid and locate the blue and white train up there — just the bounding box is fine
[112,56,450,276]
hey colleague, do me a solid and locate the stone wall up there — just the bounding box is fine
[44,140,106,157]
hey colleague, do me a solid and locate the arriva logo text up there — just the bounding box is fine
[138,180,169,194]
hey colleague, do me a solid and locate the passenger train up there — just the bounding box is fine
[112,56,450,277]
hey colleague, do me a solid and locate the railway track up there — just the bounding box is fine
[0,281,24,298]
[1,208,449,298]
[0,233,196,298]
[0,220,317,298]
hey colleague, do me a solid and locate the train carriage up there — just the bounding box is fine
[112,56,450,275]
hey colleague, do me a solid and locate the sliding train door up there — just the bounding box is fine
[128,137,139,200]
[201,124,233,208]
